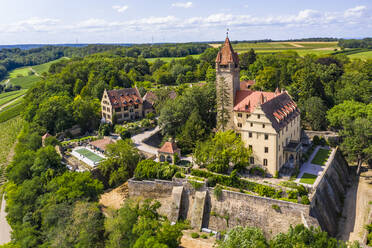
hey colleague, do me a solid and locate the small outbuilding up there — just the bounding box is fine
[158,141,181,164]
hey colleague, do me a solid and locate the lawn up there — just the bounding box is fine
[311,148,331,166]
[75,148,104,163]
[300,173,317,185]
[8,67,32,78]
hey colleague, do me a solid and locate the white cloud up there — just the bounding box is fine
[344,5,366,18]
[112,5,129,13]
[171,2,193,8]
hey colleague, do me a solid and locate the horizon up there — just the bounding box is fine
[0,0,371,45]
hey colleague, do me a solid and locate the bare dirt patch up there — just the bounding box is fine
[99,182,129,210]
[287,42,304,48]
[180,230,216,248]
[209,44,221,48]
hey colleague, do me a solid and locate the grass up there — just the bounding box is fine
[145,54,200,63]
[311,148,331,166]
[300,173,317,185]
[8,67,32,78]
[74,148,104,163]
[0,90,27,106]
[0,117,24,166]
[348,50,372,60]
[0,101,25,123]
[32,57,69,74]
[9,75,41,89]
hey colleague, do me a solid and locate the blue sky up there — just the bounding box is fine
[0,0,371,44]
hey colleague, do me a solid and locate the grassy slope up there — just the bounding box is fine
[0,117,24,166]
[348,50,372,60]
[0,90,27,106]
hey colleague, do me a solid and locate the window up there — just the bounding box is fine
[103,106,106,111]
[286,126,288,131]
[249,145,252,150]
[124,106,128,111]
[250,122,253,127]
[130,109,134,112]
[264,147,269,153]
[115,107,121,112]
[134,105,139,109]
[250,157,254,164]
[264,134,268,140]
[124,113,129,118]
[238,123,242,128]
[246,114,250,118]
[279,145,281,151]
[263,159,268,166]
[238,113,242,118]
[262,124,265,128]
[257,114,260,119]
[249,132,252,138]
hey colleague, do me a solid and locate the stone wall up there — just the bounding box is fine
[309,148,350,236]
[128,179,318,238]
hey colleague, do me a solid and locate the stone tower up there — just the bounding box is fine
[215,36,240,130]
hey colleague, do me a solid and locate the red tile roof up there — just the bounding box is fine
[89,138,115,151]
[215,37,239,66]
[234,90,300,131]
[240,80,255,90]
[107,88,143,108]
[158,141,180,154]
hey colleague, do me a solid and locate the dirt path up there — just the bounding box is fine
[337,167,372,243]
[288,42,304,48]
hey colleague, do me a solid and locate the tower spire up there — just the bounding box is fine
[226,28,229,38]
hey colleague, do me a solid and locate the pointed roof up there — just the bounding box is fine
[158,141,180,154]
[215,37,239,66]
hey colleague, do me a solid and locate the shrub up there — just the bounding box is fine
[287,190,298,200]
[274,171,279,178]
[272,204,280,211]
[174,171,185,178]
[189,180,204,190]
[134,160,178,180]
[313,135,320,145]
[301,195,310,205]
[120,129,131,140]
[207,176,217,187]
[214,185,223,200]
[249,166,265,177]
[201,234,208,239]
[191,232,200,239]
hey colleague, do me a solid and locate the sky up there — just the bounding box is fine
[0,0,371,44]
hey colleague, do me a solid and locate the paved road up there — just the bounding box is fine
[131,126,160,155]
[0,195,11,245]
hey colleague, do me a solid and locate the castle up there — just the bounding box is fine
[215,37,301,175]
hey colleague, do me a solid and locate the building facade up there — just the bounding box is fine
[216,37,301,175]
[101,88,153,124]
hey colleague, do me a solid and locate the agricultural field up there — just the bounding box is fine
[146,54,200,63]
[0,90,26,107]
[0,117,24,166]
[210,41,371,59]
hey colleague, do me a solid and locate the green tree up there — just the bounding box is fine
[194,131,251,173]
[216,77,231,131]
[72,95,101,132]
[31,146,64,178]
[254,66,280,91]
[99,139,141,187]
[302,97,328,130]
[218,226,268,248]
[239,49,256,70]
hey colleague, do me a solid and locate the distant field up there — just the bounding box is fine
[146,54,200,63]
[348,50,372,60]
[9,67,32,78]
[32,57,69,74]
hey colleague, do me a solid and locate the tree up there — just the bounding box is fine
[99,139,141,187]
[239,49,256,70]
[105,199,185,248]
[134,160,178,180]
[176,110,206,154]
[218,226,268,248]
[31,146,64,178]
[194,131,251,173]
[327,101,372,173]
[72,95,101,132]
[216,77,231,131]
[302,97,328,130]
